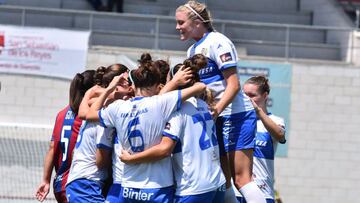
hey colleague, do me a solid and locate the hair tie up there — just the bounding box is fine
[184,4,210,23]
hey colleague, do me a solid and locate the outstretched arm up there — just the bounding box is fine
[180,82,206,102]
[120,136,177,164]
[35,141,54,202]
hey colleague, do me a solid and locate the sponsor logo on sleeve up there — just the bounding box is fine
[220,52,232,63]
[0,32,4,55]
[165,122,171,130]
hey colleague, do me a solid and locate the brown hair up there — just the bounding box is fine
[244,75,270,94]
[154,59,170,85]
[138,53,152,65]
[170,54,214,105]
[69,70,96,114]
[129,62,161,88]
[170,53,207,87]
[94,64,129,88]
[176,0,214,32]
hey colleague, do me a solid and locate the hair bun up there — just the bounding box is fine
[138,53,152,65]
[94,66,107,85]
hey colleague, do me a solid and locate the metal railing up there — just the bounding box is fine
[0,5,357,62]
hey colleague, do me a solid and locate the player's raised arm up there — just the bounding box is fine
[252,99,286,143]
[86,74,125,121]
[159,66,192,94]
[78,85,103,120]
[179,82,206,102]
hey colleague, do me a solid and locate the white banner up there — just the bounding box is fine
[0,25,90,79]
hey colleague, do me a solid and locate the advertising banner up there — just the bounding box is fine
[0,25,90,79]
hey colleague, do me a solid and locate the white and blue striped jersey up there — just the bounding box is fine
[112,133,124,184]
[92,125,124,185]
[66,122,114,186]
[187,31,253,116]
[234,113,285,200]
[163,97,226,196]
[99,90,181,189]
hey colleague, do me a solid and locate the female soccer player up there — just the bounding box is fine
[237,76,286,203]
[104,55,193,203]
[120,54,226,203]
[85,61,206,203]
[175,1,265,203]
[35,70,96,203]
[65,64,132,203]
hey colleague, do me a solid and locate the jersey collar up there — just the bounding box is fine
[190,32,211,56]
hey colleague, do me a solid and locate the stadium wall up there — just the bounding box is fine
[301,0,355,63]
[301,0,352,27]
[1,47,359,203]
[274,61,360,203]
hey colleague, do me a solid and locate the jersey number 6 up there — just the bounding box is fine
[127,117,145,152]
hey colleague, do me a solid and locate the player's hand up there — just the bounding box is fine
[119,149,133,164]
[249,98,260,114]
[35,182,50,202]
[172,66,193,86]
[107,74,127,92]
[210,106,220,120]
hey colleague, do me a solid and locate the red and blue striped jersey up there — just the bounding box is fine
[51,105,82,193]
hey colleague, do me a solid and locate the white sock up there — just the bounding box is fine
[239,182,266,203]
[224,186,238,203]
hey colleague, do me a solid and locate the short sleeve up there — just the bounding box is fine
[271,115,286,144]
[51,112,61,141]
[273,116,285,133]
[157,90,182,122]
[162,111,183,142]
[99,100,125,128]
[96,125,114,150]
[213,38,237,71]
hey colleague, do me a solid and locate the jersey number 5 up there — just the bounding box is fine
[60,125,72,162]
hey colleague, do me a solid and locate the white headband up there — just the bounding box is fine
[170,66,175,77]
[128,69,135,85]
[184,4,210,23]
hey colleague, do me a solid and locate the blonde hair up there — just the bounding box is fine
[176,0,214,32]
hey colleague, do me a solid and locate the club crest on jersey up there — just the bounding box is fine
[131,105,137,112]
[165,122,171,130]
[220,52,232,62]
[65,111,75,119]
[201,48,208,56]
